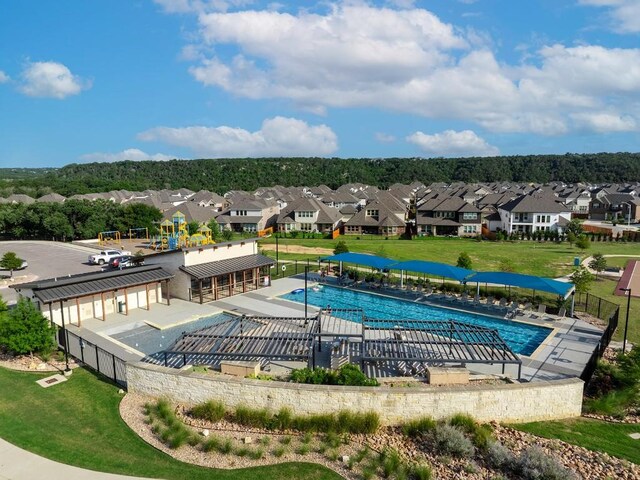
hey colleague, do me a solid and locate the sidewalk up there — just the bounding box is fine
[0,438,157,480]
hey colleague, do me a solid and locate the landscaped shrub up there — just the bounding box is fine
[402,416,436,438]
[428,424,475,457]
[448,413,494,450]
[516,446,577,480]
[233,405,271,428]
[379,448,404,479]
[290,364,379,387]
[190,400,226,422]
[485,441,516,470]
[273,407,294,430]
[148,399,195,450]
[411,463,433,480]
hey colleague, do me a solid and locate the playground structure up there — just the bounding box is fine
[154,211,214,251]
[98,230,122,247]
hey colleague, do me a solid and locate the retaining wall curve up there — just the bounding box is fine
[127,362,583,424]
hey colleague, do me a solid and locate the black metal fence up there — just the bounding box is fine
[59,329,128,388]
[574,293,620,384]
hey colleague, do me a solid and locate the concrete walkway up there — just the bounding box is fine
[0,438,157,480]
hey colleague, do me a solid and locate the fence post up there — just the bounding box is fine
[585,293,589,313]
[597,298,602,319]
[95,345,100,373]
[112,354,117,383]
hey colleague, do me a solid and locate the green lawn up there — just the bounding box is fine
[0,367,341,480]
[604,256,640,269]
[259,237,640,278]
[514,418,640,465]
[589,277,640,343]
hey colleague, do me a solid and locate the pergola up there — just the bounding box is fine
[388,260,473,286]
[156,309,522,379]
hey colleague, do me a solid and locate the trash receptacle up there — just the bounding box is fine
[118,301,125,313]
[573,257,580,266]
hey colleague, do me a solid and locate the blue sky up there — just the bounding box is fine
[0,0,639,167]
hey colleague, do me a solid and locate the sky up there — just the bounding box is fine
[0,0,639,168]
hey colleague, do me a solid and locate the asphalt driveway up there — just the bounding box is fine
[0,241,100,304]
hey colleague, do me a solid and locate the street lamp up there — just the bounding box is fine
[619,287,632,353]
[304,265,310,325]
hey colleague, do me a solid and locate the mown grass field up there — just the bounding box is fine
[0,367,341,480]
[514,418,640,465]
[259,237,640,278]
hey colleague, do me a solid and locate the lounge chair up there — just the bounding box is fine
[517,302,532,316]
[529,304,547,319]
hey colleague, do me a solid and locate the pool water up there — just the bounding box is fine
[280,286,550,356]
[111,312,235,355]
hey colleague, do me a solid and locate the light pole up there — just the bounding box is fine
[304,265,309,320]
[619,287,632,353]
[275,235,279,275]
[59,300,71,375]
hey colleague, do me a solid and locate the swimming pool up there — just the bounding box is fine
[110,312,235,355]
[280,286,550,356]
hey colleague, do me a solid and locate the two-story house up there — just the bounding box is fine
[217,197,279,233]
[343,195,406,236]
[497,194,572,234]
[276,197,342,233]
[416,196,483,237]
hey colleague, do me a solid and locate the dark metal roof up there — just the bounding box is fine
[180,254,275,279]
[12,266,173,304]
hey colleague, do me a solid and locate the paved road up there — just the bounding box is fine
[0,241,101,304]
[0,438,157,480]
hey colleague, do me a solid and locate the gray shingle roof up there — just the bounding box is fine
[180,254,274,279]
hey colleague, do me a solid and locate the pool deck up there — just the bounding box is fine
[69,275,604,384]
[210,275,604,383]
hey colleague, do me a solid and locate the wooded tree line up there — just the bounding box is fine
[0,200,162,241]
[1,153,640,197]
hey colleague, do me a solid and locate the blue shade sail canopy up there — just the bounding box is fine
[387,260,474,282]
[466,271,574,298]
[321,252,397,270]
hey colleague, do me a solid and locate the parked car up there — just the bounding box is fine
[106,255,144,270]
[88,249,131,265]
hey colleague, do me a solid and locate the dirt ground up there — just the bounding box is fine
[260,244,334,255]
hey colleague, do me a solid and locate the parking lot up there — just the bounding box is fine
[0,241,101,304]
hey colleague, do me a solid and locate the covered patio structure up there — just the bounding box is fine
[388,260,473,287]
[180,254,275,304]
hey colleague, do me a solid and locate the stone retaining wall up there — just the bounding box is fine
[127,362,584,424]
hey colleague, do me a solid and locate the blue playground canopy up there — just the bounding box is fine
[322,252,397,270]
[466,271,574,298]
[388,260,473,283]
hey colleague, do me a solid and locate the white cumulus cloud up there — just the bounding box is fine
[579,0,640,33]
[80,149,174,163]
[167,3,640,136]
[375,132,396,143]
[406,130,499,157]
[137,116,338,157]
[0,71,9,83]
[19,61,90,99]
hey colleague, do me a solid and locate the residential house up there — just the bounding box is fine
[416,196,483,237]
[497,193,572,233]
[276,197,342,233]
[343,198,406,236]
[217,197,279,233]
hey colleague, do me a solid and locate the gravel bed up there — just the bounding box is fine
[0,352,78,372]
[119,393,359,478]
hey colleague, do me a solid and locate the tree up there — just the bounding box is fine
[0,251,24,277]
[570,266,594,294]
[187,221,200,236]
[567,231,576,247]
[0,298,56,356]
[589,253,607,280]
[575,234,591,250]
[221,229,234,242]
[333,240,349,255]
[457,252,473,270]
[565,218,584,237]
[207,218,221,242]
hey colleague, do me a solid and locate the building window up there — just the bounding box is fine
[243,224,257,232]
[235,210,247,216]
[536,215,551,223]
[462,212,478,220]
[296,211,313,218]
[463,225,477,233]
[366,209,379,217]
[300,223,313,231]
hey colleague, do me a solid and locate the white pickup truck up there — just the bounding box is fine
[88,249,131,265]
